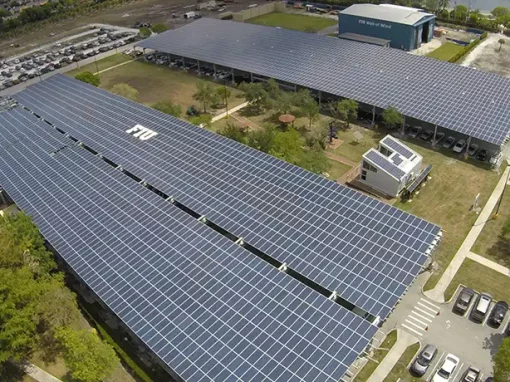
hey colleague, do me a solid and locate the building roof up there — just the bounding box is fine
[136,19,510,147]
[338,32,391,46]
[0,104,378,382]
[364,135,422,180]
[340,4,434,26]
[13,74,441,321]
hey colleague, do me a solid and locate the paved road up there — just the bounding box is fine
[0,41,138,97]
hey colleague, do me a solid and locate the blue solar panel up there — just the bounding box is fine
[365,150,406,179]
[382,136,414,159]
[407,164,433,193]
[136,18,510,146]
[0,106,378,382]
[13,75,441,320]
[391,154,404,166]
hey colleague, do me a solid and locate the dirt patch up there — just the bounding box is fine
[460,33,510,78]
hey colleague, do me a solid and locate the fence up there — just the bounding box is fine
[232,2,286,21]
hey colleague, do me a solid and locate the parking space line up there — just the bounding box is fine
[428,351,445,379]
[417,301,439,314]
[414,306,437,318]
[452,362,464,381]
[407,313,431,326]
[401,323,423,336]
[463,295,478,317]
[409,311,432,325]
[419,298,440,310]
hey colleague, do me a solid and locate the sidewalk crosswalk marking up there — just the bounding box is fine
[401,323,423,336]
[408,313,431,326]
[405,319,425,330]
[417,301,439,314]
[414,306,437,318]
[400,298,439,337]
[419,298,440,310]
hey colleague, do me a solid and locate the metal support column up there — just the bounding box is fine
[318,91,322,107]
[182,56,185,71]
[371,105,376,127]
[197,60,200,75]
[294,83,297,92]
[213,64,217,76]
[250,72,253,83]
[231,68,235,85]
[432,125,438,146]
[401,116,406,135]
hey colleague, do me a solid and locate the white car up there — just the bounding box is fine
[453,139,466,153]
[490,151,502,166]
[433,354,460,382]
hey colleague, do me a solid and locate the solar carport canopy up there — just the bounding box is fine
[0,105,378,382]
[14,75,441,320]
[137,18,510,146]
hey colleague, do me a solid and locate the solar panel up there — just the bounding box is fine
[13,75,441,320]
[382,136,414,159]
[365,150,406,179]
[391,154,404,166]
[0,106,378,382]
[136,18,510,146]
[407,164,433,193]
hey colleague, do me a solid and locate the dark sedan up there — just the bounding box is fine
[454,287,475,315]
[489,301,508,327]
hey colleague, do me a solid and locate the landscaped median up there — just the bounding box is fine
[382,342,421,382]
[353,331,397,382]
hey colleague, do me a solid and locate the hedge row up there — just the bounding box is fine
[448,32,488,63]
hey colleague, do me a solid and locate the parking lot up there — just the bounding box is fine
[0,26,139,91]
[411,287,509,381]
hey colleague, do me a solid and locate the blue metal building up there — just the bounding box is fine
[338,4,436,51]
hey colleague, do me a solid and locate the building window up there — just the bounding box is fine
[362,161,378,173]
[380,146,393,157]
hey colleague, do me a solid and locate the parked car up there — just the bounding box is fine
[471,292,493,322]
[490,152,502,166]
[410,344,437,377]
[419,130,434,141]
[453,139,467,153]
[431,132,445,145]
[477,149,488,162]
[468,143,479,156]
[489,301,508,327]
[461,366,480,382]
[432,354,460,382]
[454,287,475,315]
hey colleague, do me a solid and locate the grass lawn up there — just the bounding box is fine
[472,191,510,266]
[426,42,465,61]
[354,331,397,382]
[383,342,421,382]
[247,12,336,32]
[327,159,352,181]
[69,59,244,112]
[326,124,383,162]
[66,53,134,76]
[445,258,510,302]
[392,140,503,291]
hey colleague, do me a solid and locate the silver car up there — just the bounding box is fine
[410,344,437,377]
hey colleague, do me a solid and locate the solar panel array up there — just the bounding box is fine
[137,18,510,146]
[0,105,379,382]
[407,164,433,193]
[14,74,441,320]
[365,150,406,179]
[391,154,404,166]
[382,136,414,159]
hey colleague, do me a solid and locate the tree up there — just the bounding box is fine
[469,10,481,25]
[151,23,167,33]
[300,94,320,129]
[55,328,118,382]
[75,72,100,87]
[454,5,468,22]
[269,128,303,164]
[247,125,276,153]
[298,144,330,174]
[239,82,269,112]
[492,6,510,19]
[152,101,182,118]
[216,86,231,115]
[336,99,358,128]
[192,81,215,113]
[494,338,510,382]
[382,106,403,129]
[275,91,296,115]
[425,0,439,14]
[220,122,246,143]
[438,0,449,11]
[110,83,138,101]
[499,38,506,52]
[139,27,151,38]
[439,8,449,19]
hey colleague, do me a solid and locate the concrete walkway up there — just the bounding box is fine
[211,101,250,123]
[468,251,510,277]
[367,329,419,382]
[325,151,358,167]
[24,364,62,382]
[93,56,139,75]
[425,164,510,302]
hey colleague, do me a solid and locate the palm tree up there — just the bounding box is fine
[498,38,506,52]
